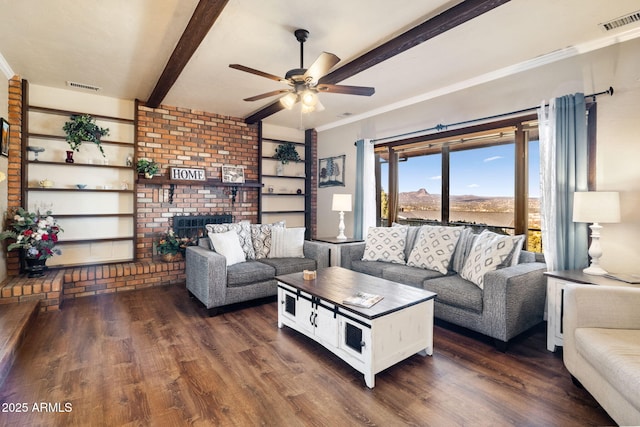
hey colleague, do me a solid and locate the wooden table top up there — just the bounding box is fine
[276,266,436,320]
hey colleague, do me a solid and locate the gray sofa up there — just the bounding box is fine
[186,237,329,315]
[563,284,640,425]
[340,227,547,350]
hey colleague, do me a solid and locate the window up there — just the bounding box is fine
[376,116,541,251]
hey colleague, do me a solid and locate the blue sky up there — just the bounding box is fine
[381,141,540,197]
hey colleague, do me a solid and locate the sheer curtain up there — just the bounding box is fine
[537,93,588,271]
[354,139,376,239]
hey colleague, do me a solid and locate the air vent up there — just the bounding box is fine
[66,81,101,92]
[599,10,640,31]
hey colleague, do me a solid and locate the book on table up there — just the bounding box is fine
[343,292,384,308]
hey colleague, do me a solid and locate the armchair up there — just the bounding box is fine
[563,284,640,425]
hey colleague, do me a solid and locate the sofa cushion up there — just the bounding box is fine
[451,228,475,273]
[269,227,305,258]
[393,223,421,261]
[250,221,285,259]
[227,261,275,287]
[362,226,408,264]
[207,230,246,266]
[350,260,395,277]
[575,328,640,412]
[259,257,317,276]
[206,222,256,260]
[381,264,445,288]
[421,275,483,313]
[460,230,522,289]
[407,225,463,274]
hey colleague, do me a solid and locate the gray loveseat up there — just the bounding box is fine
[187,234,329,315]
[340,226,547,350]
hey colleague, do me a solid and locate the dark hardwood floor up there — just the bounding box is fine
[0,284,614,426]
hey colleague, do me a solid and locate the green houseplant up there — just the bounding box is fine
[136,158,159,178]
[273,142,301,164]
[62,114,110,157]
[156,229,194,262]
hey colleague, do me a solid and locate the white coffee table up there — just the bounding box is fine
[277,267,436,388]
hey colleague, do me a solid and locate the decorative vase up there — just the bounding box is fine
[25,257,47,278]
[161,252,181,262]
[65,150,75,163]
[276,163,284,176]
[144,172,153,179]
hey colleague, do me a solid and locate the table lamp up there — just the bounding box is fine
[573,191,620,275]
[332,194,352,240]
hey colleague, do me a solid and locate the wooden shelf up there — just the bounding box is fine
[28,133,133,147]
[262,210,306,214]
[28,160,133,169]
[262,174,306,179]
[137,176,263,187]
[29,105,135,124]
[262,138,305,146]
[262,193,305,196]
[56,236,134,245]
[27,187,135,193]
[55,213,134,219]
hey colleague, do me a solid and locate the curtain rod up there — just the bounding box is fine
[370,87,614,144]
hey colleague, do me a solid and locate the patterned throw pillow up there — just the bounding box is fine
[250,221,285,259]
[407,225,463,274]
[362,226,408,264]
[205,222,255,260]
[460,230,522,288]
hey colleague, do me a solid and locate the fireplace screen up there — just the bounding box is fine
[173,214,232,239]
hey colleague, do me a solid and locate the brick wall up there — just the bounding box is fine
[135,102,260,259]
[6,77,23,275]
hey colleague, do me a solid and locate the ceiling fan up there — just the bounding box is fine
[229,29,375,113]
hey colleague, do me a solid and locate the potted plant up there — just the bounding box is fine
[273,142,301,164]
[62,114,110,161]
[0,207,63,277]
[136,158,159,178]
[156,229,193,262]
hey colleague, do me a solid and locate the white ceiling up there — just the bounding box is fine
[1,0,639,130]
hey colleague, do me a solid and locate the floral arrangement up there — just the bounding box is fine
[0,207,63,260]
[63,114,110,156]
[157,229,194,255]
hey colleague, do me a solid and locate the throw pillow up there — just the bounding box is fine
[206,222,255,260]
[250,221,285,259]
[406,225,463,274]
[269,227,305,258]
[207,230,246,266]
[362,226,408,264]
[460,230,522,288]
[451,228,476,273]
[393,222,421,261]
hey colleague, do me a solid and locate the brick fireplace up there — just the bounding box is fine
[135,102,260,260]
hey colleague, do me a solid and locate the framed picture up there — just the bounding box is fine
[221,164,245,183]
[1,118,9,157]
[319,154,345,187]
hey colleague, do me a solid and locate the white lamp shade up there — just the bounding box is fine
[332,194,352,212]
[573,191,620,223]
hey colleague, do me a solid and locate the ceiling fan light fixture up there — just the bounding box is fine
[301,103,315,114]
[301,90,318,107]
[280,92,298,110]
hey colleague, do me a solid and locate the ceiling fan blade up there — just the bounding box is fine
[243,89,290,102]
[303,52,340,83]
[229,64,286,83]
[316,84,375,96]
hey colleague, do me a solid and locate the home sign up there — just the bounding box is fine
[169,167,206,181]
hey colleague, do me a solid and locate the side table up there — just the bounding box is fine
[313,237,364,267]
[545,270,634,352]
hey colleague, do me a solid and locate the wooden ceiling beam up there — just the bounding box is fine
[146,0,229,109]
[245,0,510,124]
